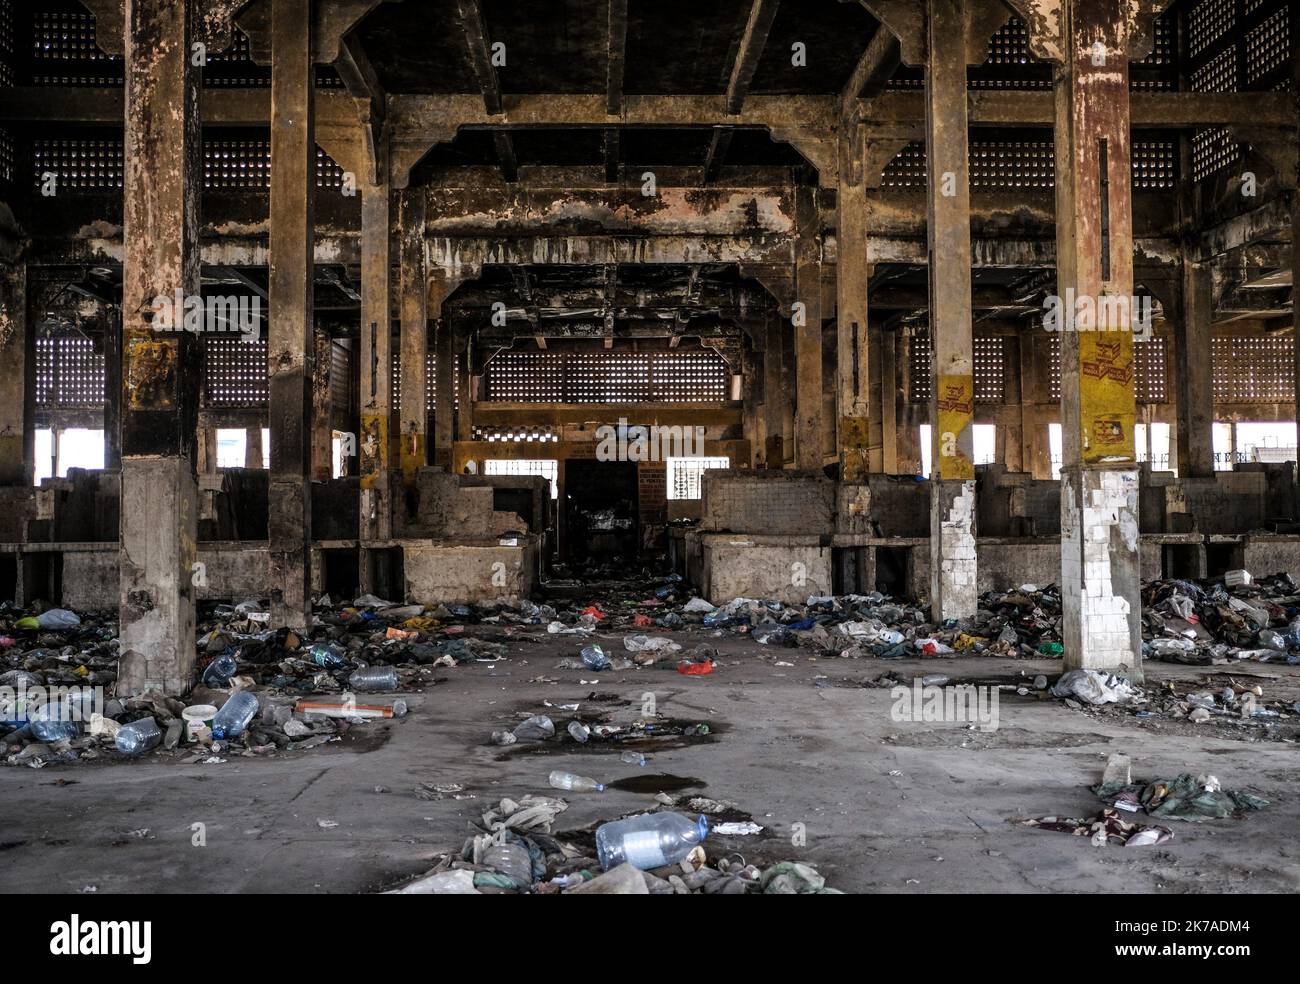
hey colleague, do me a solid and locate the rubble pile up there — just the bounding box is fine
[1142,571,1300,666]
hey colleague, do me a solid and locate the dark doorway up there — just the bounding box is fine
[564,460,639,563]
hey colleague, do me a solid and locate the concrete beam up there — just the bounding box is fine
[606,0,629,116]
[266,0,317,631]
[727,0,782,115]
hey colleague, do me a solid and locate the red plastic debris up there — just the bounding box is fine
[677,659,714,676]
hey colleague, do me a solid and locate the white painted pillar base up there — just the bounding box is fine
[1061,464,1143,682]
[929,478,977,621]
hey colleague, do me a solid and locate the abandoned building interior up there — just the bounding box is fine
[0,0,1298,898]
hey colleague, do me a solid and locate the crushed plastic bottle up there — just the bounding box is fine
[548,770,604,793]
[513,714,555,741]
[310,642,348,669]
[201,654,238,687]
[619,750,647,767]
[211,691,259,740]
[580,645,610,671]
[28,702,82,742]
[595,811,709,870]
[348,666,398,692]
[567,720,590,743]
[115,716,162,755]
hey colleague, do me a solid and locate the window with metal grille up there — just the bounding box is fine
[33,138,123,192]
[484,458,558,498]
[883,139,1173,191]
[0,127,13,187]
[390,351,456,413]
[202,139,344,190]
[973,337,1005,402]
[0,0,13,88]
[483,351,727,403]
[472,426,560,443]
[1190,0,1236,58]
[1212,335,1295,403]
[36,335,105,408]
[1134,335,1167,403]
[204,337,268,407]
[667,456,730,500]
[1246,8,1290,85]
[908,331,932,403]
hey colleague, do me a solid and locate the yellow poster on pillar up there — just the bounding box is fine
[935,373,975,481]
[1078,332,1136,463]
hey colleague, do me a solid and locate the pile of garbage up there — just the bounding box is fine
[389,792,839,895]
[1143,570,1300,666]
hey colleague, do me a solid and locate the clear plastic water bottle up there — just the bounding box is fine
[580,645,609,671]
[201,654,237,686]
[548,770,604,793]
[211,691,259,739]
[619,750,647,767]
[115,716,162,755]
[349,666,398,691]
[595,812,709,870]
[310,642,348,669]
[567,720,590,743]
[28,702,82,742]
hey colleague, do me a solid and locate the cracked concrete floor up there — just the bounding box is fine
[1,631,1297,894]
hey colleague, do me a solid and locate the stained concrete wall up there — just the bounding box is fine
[700,535,831,605]
[404,540,537,604]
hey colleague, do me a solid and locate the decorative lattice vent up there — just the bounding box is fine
[483,351,727,404]
[1213,335,1295,403]
[1134,335,1167,404]
[203,337,268,407]
[36,335,105,408]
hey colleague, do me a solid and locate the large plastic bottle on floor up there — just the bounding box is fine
[201,654,238,686]
[548,770,604,793]
[115,716,162,755]
[211,691,259,739]
[28,703,82,742]
[595,812,709,871]
[349,667,398,692]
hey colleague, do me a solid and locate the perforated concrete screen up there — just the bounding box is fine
[36,335,104,408]
[1213,335,1296,403]
[483,351,727,404]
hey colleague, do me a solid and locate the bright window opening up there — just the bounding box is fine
[485,459,558,498]
[1048,423,1063,480]
[57,428,104,476]
[667,456,730,500]
[973,424,997,465]
[34,428,54,485]
[1135,422,1174,473]
[261,427,271,469]
[1235,422,1296,464]
[331,430,349,479]
[215,428,247,468]
[1212,422,1234,470]
[919,425,932,478]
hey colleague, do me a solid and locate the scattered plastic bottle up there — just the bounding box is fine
[349,666,398,692]
[1259,629,1288,651]
[211,691,259,740]
[580,645,609,671]
[513,714,555,741]
[115,716,162,755]
[310,642,348,669]
[567,720,590,743]
[548,770,604,793]
[201,654,238,687]
[28,703,82,742]
[595,812,709,870]
[619,750,646,767]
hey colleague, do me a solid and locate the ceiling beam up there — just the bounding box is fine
[702,127,734,185]
[453,0,518,181]
[603,128,621,183]
[842,22,900,116]
[606,0,630,116]
[726,0,782,115]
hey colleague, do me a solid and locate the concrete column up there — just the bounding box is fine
[1052,0,1142,679]
[397,189,427,495]
[0,265,34,486]
[312,328,332,481]
[794,182,823,471]
[741,342,761,467]
[359,182,392,540]
[431,277,456,468]
[879,328,898,473]
[1176,259,1214,477]
[246,424,264,470]
[118,0,202,695]
[762,313,786,468]
[924,0,977,620]
[266,0,316,630]
[837,125,871,482]
[102,308,122,471]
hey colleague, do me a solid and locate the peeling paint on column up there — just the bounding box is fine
[930,479,978,619]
